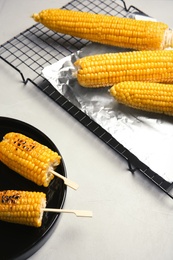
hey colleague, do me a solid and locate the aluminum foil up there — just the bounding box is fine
[42,43,173,184]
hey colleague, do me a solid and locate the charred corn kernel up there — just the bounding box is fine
[74,50,173,88]
[0,132,61,187]
[0,190,46,227]
[110,81,173,116]
[32,9,173,51]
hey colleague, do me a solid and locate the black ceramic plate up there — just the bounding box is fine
[0,117,67,260]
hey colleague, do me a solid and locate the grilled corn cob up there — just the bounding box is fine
[0,190,46,227]
[74,50,173,88]
[0,132,61,187]
[32,9,173,51]
[110,81,173,116]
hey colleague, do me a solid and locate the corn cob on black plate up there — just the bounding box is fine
[0,116,67,260]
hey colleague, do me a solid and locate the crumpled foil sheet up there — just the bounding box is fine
[42,43,173,183]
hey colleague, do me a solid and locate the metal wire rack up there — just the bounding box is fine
[0,0,173,198]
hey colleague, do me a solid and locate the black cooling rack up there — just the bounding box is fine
[1,0,173,199]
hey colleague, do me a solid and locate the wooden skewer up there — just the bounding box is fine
[43,208,93,217]
[50,169,79,190]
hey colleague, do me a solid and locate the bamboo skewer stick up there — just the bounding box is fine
[43,208,93,217]
[50,169,79,190]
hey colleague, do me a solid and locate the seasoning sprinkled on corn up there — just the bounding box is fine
[74,50,173,88]
[32,9,173,51]
[110,81,173,116]
[0,132,61,187]
[0,190,46,227]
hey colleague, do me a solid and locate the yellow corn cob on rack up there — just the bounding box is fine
[110,81,173,116]
[74,50,173,88]
[0,190,46,227]
[0,132,61,187]
[32,9,173,51]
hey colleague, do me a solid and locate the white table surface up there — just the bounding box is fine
[1,0,173,259]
